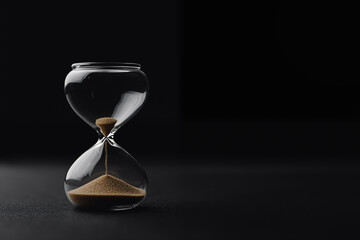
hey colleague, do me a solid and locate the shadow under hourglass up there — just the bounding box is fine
[72,203,171,215]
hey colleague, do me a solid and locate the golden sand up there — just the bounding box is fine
[95,117,117,174]
[96,117,117,136]
[68,174,145,207]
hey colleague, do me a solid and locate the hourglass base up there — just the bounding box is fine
[68,194,146,209]
[69,199,144,211]
[74,204,144,211]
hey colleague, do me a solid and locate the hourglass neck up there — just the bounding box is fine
[98,132,115,139]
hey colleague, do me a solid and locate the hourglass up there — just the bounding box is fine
[64,62,148,210]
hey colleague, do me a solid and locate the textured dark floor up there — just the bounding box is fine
[1,157,360,239]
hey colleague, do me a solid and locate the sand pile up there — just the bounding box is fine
[68,174,145,207]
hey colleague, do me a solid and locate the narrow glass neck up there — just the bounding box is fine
[96,134,118,148]
[97,132,115,140]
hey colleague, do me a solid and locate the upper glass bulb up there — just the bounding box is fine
[64,62,148,135]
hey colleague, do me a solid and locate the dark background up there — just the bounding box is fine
[1,1,360,161]
[0,1,181,160]
[1,1,360,239]
[1,0,359,162]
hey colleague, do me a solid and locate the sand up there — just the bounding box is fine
[68,174,146,207]
[95,117,117,174]
[96,117,117,136]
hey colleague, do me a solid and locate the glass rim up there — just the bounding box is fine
[71,62,141,69]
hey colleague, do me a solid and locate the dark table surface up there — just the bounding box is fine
[1,157,360,240]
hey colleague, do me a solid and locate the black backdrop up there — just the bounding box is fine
[181,0,360,159]
[1,0,359,162]
[0,1,181,160]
